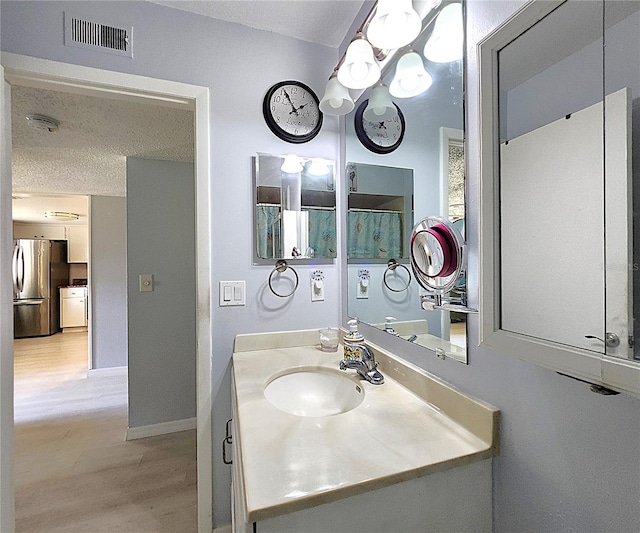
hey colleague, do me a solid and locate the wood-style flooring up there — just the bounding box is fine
[13,332,197,533]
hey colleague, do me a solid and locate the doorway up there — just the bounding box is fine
[1,53,212,532]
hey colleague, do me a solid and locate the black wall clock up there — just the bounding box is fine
[263,80,323,144]
[354,99,405,154]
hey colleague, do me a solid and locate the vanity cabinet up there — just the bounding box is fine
[230,330,499,533]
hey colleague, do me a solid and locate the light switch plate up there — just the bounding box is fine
[139,274,153,292]
[219,281,246,306]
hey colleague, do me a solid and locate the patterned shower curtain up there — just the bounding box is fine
[256,205,281,259]
[347,210,403,259]
[307,208,337,258]
[256,205,337,259]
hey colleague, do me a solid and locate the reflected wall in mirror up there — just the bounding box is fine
[254,153,336,261]
[479,0,640,397]
[345,1,467,362]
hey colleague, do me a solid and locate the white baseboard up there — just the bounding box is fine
[126,417,196,440]
[87,365,127,377]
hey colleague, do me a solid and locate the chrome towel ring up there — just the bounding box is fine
[268,260,299,298]
[383,259,412,292]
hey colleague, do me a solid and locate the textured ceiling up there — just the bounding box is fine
[11,85,194,197]
[148,0,366,47]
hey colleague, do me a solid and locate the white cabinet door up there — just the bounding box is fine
[61,296,87,327]
[14,223,66,240]
[67,226,88,263]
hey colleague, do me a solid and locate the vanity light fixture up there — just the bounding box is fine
[363,84,397,122]
[280,155,304,174]
[423,2,463,63]
[306,159,331,177]
[366,0,422,50]
[389,51,432,98]
[319,73,355,115]
[44,210,79,220]
[337,33,382,90]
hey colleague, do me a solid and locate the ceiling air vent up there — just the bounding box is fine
[64,12,132,58]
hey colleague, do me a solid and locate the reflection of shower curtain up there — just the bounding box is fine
[256,205,281,258]
[307,209,337,258]
[348,210,402,259]
[256,205,336,258]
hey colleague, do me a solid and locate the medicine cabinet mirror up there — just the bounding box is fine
[479,0,640,397]
[345,1,467,363]
[253,153,336,262]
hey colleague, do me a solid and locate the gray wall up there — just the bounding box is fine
[0,3,340,525]
[349,2,640,532]
[126,158,196,428]
[90,195,127,369]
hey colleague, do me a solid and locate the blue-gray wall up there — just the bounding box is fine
[126,158,196,428]
[90,195,126,369]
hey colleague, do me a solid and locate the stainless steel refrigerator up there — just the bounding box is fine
[13,239,69,338]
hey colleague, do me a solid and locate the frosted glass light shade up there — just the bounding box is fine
[366,0,422,50]
[306,159,330,176]
[424,3,463,63]
[319,76,354,115]
[363,85,397,122]
[281,155,303,174]
[389,52,432,98]
[337,38,381,90]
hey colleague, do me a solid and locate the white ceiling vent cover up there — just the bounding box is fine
[64,12,132,58]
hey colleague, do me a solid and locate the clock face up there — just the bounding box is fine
[354,99,405,154]
[263,81,323,144]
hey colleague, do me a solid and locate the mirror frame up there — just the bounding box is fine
[478,0,640,398]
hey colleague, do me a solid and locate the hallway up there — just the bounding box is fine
[13,333,197,532]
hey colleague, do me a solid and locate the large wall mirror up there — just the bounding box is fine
[254,153,336,262]
[345,1,467,362]
[480,0,640,397]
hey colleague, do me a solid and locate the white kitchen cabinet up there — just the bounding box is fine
[13,223,66,240]
[60,287,88,329]
[66,226,88,263]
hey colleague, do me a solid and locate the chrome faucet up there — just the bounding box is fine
[339,344,384,385]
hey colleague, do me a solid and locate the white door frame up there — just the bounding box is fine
[0,52,213,533]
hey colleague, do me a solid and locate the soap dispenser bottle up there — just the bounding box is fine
[343,319,364,360]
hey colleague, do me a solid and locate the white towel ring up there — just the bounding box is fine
[268,260,299,298]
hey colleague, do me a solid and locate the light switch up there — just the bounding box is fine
[219,281,246,307]
[139,274,153,292]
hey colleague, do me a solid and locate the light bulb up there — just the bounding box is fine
[366,0,421,50]
[389,52,432,98]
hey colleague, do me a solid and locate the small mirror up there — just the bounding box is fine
[254,153,336,261]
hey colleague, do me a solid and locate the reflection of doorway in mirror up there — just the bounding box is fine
[448,143,465,221]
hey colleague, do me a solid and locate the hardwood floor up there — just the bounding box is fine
[13,332,197,533]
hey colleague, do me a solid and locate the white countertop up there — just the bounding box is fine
[232,330,499,523]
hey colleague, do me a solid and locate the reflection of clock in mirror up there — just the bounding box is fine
[354,99,405,154]
[263,80,323,144]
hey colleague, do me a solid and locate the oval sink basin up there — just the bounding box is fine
[264,369,364,417]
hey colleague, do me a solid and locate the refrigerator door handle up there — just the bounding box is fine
[13,299,44,306]
[17,245,25,292]
[12,244,20,294]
